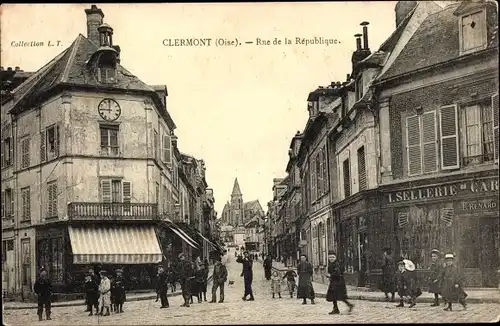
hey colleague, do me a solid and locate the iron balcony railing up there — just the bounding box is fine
[68,202,159,221]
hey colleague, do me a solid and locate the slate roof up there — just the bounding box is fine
[243,200,263,212]
[9,34,167,117]
[380,2,497,81]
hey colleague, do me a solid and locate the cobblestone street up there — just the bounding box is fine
[3,254,500,325]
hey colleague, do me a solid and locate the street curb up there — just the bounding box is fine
[3,291,182,311]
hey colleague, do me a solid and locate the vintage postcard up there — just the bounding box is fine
[1,1,499,325]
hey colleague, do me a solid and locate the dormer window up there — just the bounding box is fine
[459,10,487,55]
[97,53,117,83]
[308,101,319,117]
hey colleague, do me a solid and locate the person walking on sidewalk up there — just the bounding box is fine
[325,251,354,315]
[381,247,396,302]
[297,254,315,305]
[210,257,228,303]
[157,265,170,308]
[441,253,467,311]
[428,249,443,307]
[263,255,273,280]
[34,269,52,321]
[84,274,99,316]
[283,266,298,298]
[237,251,255,301]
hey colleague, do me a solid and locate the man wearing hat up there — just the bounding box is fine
[98,270,111,316]
[177,253,194,307]
[441,253,467,311]
[325,251,354,314]
[381,247,396,302]
[428,249,443,307]
[111,269,126,313]
[297,253,315,305]
[156,265,170,308]
[236,250,255,301]
[34,269,52,321]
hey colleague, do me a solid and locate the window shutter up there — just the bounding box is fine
[357,146,367,191]
[122,182,131,203]
[317,152,323,196]
[101,180,112,203]
[322,147,328,192]
[163,134,171,164]
[439,105,460,169]
[1,191,4,218]
[421,111,438,173]
[40,131,46,163]
[492,94,499,163]
[10,190,14,217]
[54,125,60,157]
[1,140,4,168]
[311,158,316,201]
[406,115,422,176]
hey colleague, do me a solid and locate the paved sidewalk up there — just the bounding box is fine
[269,261,500,304]
[3,266,214,311]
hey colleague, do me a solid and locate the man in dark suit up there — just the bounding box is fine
[236,251,255,301]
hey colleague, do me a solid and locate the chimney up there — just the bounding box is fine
[346,74,351,81]
[15,66,20,71]
[395,1,417,27]
[85,5,104,45]
[355,34,362,51]
[361,21,370,50]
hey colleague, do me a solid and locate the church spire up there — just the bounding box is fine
[231,178,242,197]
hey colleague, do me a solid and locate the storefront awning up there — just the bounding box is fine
[169,225,198,249]
[195,231,217,250]
[68,225,162,264]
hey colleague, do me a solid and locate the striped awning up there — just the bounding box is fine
[68,225,163,264]
[170,226,198,249]
[196,231,217,250]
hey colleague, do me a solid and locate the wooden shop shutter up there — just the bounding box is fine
[439,105,460,170]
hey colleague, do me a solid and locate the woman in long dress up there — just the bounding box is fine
[296,254,315,305]
[325,251,354,314]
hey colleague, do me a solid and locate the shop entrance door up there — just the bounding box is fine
[357,232,368,287]
[479,218,499,287]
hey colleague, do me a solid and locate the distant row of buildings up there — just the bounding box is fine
[1,5,223,299]
[265,0,499,289]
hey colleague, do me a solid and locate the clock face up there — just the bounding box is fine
[98,99,121,121]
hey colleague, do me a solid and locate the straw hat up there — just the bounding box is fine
[402,259,416,271]
[444,253,454,259]
[431,249,441,255]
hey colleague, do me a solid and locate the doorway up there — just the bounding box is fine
[479,218,499,287]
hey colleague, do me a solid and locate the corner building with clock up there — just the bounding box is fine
[1,5,214,296]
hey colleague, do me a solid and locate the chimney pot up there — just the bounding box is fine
[346,73,351,81]
[354,33,362,51]
[361,21,370,50]
[15,66,20,71]
[7,67,12,71]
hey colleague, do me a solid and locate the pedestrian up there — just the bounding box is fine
[84,274,99,316]
[441,253,467,311]
[395,260,418,308]
[98,270,111,316]
[325,251,354,315]
[85,268,100,312]
[167,262,176,293]
[34,269,52,321]
[111,269,126,313]
[271,270,282,299]
[236,251,255,301]
[194,263,205,303]
[428,249,443,307]
[108,274,115,312]
[177,253,193,307]
[263,254,273,280]
[381,247,396,302]
[210,256,228,303]
[282,266,298,298]
[297,254,315,305]
[157,265,170,308]
[201,261,209,302]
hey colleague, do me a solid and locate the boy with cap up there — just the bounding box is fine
[428,249,443,307]
[441,253,467,311]
[111,269,126,313]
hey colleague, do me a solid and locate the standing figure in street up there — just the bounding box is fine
[34,270,52,321]
[194,262,205,303]
[236,251,255,301]
[428,249,443,307]
[157,265,170,308]
[167,262,177,293]
[98,270,111,316]
[177,253,193,307]
[84,274,99,316]
[381,247,396,302]
[201,260,209,301]
[297,254,315,305]
[325,251,354,315]
[271,270,282,299]
[263,255,273,280]
[111,269,126,313]
[283,266,298,298]
[441,253,467,311]
[395,260,418,308]
[85,268,100,312]
[210,257,228,303]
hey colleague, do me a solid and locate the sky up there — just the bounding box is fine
[1,2,397,215]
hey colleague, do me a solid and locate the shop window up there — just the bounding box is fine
[37,238,63,283]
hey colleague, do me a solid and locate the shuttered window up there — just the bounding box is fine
[317,151,323,197]
[3,189,14,217]
[20,137,30,169]
[2,137,13,167]
[123,181,131,213]
[310,158,317,202]
[153,130,159,161]
[439,105,459,169]
[343,158,351,198]
[357,146,367,191]
[100,179,132,213]
[422,111,438,173]
[322,146,328,193]
[46,125,60,161]
[462,100,495,166]
[47,181,58,218]
[493,94,499,163]
[406,115,422,175]
[21,187,31,222]
[162,134,171,164]
[40,131,46,162]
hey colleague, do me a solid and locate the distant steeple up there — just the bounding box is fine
[231,178,242,197]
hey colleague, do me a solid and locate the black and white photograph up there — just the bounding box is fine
[1,1,499,324]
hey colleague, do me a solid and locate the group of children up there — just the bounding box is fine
[83,268,126,317]
[269,267,298,299]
